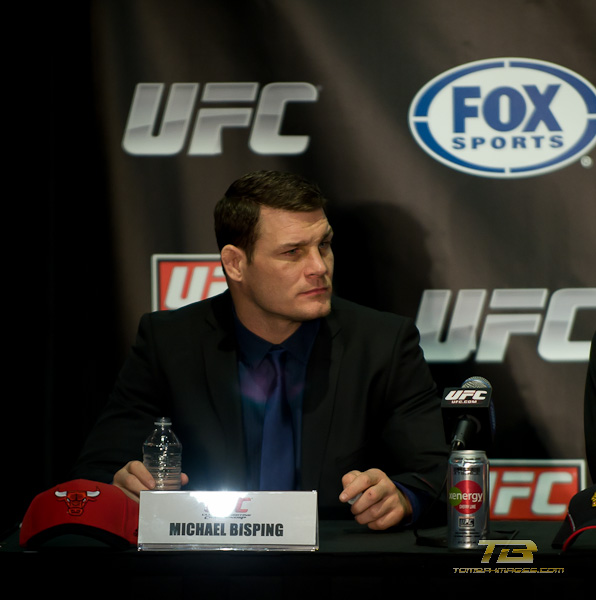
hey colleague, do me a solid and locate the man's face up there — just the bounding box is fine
[233,206,334,339]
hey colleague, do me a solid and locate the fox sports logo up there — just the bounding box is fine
[408,58,596,178]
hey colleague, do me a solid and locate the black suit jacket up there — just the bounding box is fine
[74,292,448,519]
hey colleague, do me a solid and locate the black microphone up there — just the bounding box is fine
[442,376,495,451]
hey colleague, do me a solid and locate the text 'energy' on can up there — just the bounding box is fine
[447,450,489,550]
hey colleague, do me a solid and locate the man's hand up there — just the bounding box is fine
[339,468,413,530]
[112,460,189,502]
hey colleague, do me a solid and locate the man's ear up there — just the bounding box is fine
[220,245,246,283]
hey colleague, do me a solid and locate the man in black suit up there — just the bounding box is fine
[74,171,448,530]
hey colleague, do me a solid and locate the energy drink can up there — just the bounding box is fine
[447,450,489,550]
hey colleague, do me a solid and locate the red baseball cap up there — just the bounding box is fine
[19,479,139,549]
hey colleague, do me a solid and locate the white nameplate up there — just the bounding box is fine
[137,490,318,551]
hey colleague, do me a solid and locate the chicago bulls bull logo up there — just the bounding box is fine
[55,487,101,516]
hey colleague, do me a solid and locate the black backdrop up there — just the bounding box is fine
[9,1,595,537]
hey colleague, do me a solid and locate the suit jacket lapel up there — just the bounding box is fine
[200,292,248,488]
[300,308,343,492]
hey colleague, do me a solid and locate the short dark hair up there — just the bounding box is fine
[214,170,327,261]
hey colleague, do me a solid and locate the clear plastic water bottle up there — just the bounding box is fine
[142,417,183,490]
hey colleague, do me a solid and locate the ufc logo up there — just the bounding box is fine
[122,82,318,156]
[490,468,577,519]
[479,540,537,564]
[234,497,251,513]
[416,288,595,362]
[488,461,584,520]
[445,389,488,401]
[152,255,227,311]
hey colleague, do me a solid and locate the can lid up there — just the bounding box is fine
[450,450,487,457]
